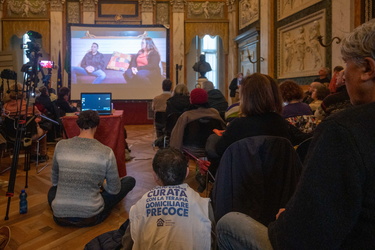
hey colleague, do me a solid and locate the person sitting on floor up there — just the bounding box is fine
[122,148,214,249]
[48,110,136,227]
[216,18,375,250]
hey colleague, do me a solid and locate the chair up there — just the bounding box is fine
[212,136,302,225]
[295,137,313,164]
[162,112,182,148]
[182,117,225,157]
[154,111,167,138]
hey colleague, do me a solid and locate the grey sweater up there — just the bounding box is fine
[51,137,121,218]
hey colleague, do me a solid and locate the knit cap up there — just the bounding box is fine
[190,88,208,104]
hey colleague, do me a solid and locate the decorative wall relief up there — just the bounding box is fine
[238,0,259,30]
[67,1,80,23]
[278,9,326,79]
[171,0,186,13]
[187,1,225,19]
[50,0,65,12]
[79,0,97,12]
[139,0,156,12]
[6,0,48,18]
[156,3,169,25]
[278,0,321,21]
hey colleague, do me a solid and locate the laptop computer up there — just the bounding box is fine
[81,92,112,115]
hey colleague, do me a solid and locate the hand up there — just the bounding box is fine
[71,102,77,107]
[85,66,95,73]
[276,208,286,220]
[131,67,138,75]
[35,117,41,123]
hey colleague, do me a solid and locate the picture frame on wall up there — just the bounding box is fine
[239,0,259,30]
[277,0,322,21]
[277,9,326,79]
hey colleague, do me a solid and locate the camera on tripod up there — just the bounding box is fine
[0,69,17,80]
[20,30,43,61]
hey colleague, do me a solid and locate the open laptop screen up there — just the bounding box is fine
[81,92,112,115]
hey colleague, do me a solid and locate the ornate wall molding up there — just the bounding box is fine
[187,1,225,19]
[156,2,169,25]
[226,0,235,13]
[170,0,186,13]
[79,0,97,12]
[7,0,48,18]
[67,1,80,23]
[139,0,155,12]
[50,0,65,12]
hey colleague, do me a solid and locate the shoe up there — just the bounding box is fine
[0,226,10,249]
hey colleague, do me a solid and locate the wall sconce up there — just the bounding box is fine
[247,49,264,64]
[317,35,341,47]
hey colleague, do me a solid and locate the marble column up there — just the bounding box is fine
[50,0,65,89]
[140,0,155,24]
[259,0,273,75]
[331,0,354,68]
[171,0,186,84]
[80,0,97,24]
[227,0,237,102]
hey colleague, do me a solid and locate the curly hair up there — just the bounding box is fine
[76,110,100,129]
[279,80,304,102]
[152,148,188,186]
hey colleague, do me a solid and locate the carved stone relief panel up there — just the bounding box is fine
[226,0,235,13]
[79,0,97,12]
[6,0,48,18]
[278,0,321,21]
[187,1,225,19]
[156,2,169,25]
[139,0,155,13]
[67,1,80,23]
[278,9,326,79]
[239,0,259,30]
[170,0,186,13]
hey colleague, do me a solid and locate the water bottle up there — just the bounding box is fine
[19,189,28,214]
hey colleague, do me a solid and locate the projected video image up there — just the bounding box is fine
[69,24,169,100]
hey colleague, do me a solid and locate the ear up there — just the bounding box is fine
[361,57,375,81]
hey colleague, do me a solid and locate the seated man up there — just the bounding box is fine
[122,148,214,249]
[48,110,135,227]
[202,80,228,114]
[216,19,375,250]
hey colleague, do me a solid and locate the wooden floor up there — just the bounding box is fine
[0,125,201,249]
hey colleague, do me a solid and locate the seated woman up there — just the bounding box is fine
[309,84,329,112]
[123,37,161,84]
[212,73,291,157]
[55,87,78,116]
[279,80,313,118]
[3,83,48,162]
[166,83,190,117]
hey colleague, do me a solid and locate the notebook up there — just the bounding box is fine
[81,92,112,115]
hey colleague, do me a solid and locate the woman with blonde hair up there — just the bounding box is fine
[166,83,190,117]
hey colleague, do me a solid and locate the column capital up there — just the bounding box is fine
[170,0,186,13]
[50,0,66,12]
[79,0,97,12]
[139,0,156,13]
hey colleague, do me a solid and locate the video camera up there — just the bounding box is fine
[20,30,42,61]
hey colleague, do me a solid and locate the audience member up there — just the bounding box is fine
[202,80,228,113]
[152,79,172,113]
[302,81,324,104]
[216,18,375,250]
[224,102,240,123]
[308,84,329,112]
[166,83,190,117]
[121,148,214,249]
[169,88,225,150]
[229,72,243,104]
[313,66,330,84]
[279,80,313,118]
[211,73,291,158]
[315,69,352,121]
[3,82,48,162]
[55,87,78,116]
[48,110,135,227]
[35,86,55,115]
[328,65,344,93]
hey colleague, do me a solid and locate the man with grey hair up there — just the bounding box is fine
[217,19,375,249]
[202,80,228,113]
[313,66,331,84]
